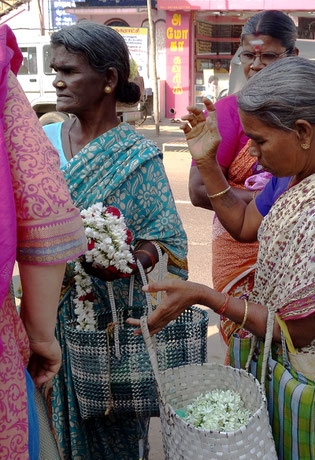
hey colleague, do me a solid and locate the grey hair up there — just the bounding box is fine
[237,57,315,131]
[51,20,140,104]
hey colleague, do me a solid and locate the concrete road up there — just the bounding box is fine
[148,148,226,459]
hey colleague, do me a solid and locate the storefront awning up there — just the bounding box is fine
[157,0,315,10]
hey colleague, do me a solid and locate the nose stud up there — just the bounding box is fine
[56,81,65,88]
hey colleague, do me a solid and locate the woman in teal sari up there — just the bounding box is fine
[43,21,187,459]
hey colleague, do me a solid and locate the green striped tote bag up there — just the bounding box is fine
[229,334,315,460]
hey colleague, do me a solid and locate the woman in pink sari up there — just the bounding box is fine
[188,11,299,359]
[0,25,86,458]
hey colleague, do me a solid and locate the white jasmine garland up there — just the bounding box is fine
[74,203,135,331]
[183,389,252,431]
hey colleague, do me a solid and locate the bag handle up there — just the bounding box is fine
[140,316,165,404]
[106,281,121,358]
[106,260,150,358]
[244,308,276,386]
[128,241,164,312]
[276,313,297,355]
[245,307,291,387]
[149,242,164,305]
[107,242,164,358]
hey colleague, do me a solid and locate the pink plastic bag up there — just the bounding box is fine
[245,172,272,191]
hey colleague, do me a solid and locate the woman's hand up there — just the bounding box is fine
[81,257,134,282]
[28,338,62,387]
[180,98,221,165]
[80,240,159,282]
[126,279,205,335]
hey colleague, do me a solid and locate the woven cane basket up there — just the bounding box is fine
[140,317,277,460]
[65,305,208,419]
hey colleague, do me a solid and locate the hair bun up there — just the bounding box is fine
[116,81,141,105]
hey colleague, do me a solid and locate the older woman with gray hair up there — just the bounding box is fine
[128,57,315,459]
[42,20,188,460]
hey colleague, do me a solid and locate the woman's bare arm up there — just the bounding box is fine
[182,99,263,242]
[127,279,315,348]
[189,164,257,211]
[19,263,65,386]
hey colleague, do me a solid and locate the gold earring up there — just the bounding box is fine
[301,143,310,150]
[56,81,65,88]
[104,86,112,94]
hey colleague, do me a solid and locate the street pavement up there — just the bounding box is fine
[136,118,226,459]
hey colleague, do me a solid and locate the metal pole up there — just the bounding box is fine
[36,0,44,35]
[146,0,160,135]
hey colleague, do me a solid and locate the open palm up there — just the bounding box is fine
[181,98,221,162]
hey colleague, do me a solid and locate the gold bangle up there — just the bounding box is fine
[207,185,231,199]
[239,298,248,330]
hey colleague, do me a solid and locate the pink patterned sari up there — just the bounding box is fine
[0,25,86,458]
[213,142,259,355]
[0,24,21,348]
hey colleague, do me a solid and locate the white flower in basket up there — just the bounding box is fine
[182,389,252,432]
[73,203,135,331]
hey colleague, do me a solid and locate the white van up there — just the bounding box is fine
[17,37,147,125]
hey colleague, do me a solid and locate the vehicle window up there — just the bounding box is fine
[18,47,37,75]
[43,45,55,75]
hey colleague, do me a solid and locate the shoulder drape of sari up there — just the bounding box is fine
[0,25,21,319]
[4,73,86,265]
[251,174,315,357]
[63,122,187,275]
[215,141,260,351]
[0,28,26,456]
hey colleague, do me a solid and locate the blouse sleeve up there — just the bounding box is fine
[255,176,292,217]
[215,95,247,169]
[190,95,247,169]
[4,71,86,265]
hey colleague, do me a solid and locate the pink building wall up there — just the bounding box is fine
[158,0,315,9]
[165,10,190,119]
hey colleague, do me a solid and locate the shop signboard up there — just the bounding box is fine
[86,0,155,6]
[158,0,211,8]
[113,27,148,83]
[50,0,84,29]
[165,11,190,118]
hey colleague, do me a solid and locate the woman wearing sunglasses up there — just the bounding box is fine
[188,11,298,358]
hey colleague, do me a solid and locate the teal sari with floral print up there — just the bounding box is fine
[43,122,187,459]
